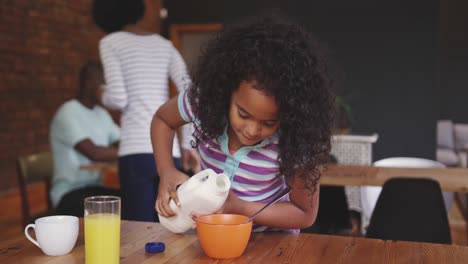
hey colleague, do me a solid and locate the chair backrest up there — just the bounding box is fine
[361,157,452,235]
[17,151,53,227]
[454,123,468,151]
[365,178,451,244]
[370,157,452,212]
[437,120,455,149]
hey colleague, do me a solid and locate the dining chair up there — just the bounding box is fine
[365,177,451,244]
[436,120,459,167]
[453,123,468,168]
[436,120,468,227]
[17,151,55,227]
[360,157,454,234]
[452,123,468,224]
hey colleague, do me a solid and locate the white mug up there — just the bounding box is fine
[24,215,79,256]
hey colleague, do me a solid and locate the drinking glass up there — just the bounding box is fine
[84,196,121,264]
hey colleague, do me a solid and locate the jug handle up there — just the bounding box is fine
[182,169,216,192]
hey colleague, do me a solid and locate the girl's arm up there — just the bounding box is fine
[168,45,200,172]
[224,173,320,229]
[151,97,191,217]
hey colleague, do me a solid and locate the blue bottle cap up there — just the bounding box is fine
[145,242,165,253]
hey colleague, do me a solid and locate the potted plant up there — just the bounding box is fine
[334,95,353,135]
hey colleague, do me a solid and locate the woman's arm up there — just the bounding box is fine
[223,173,320,229]
[99,39,128,110]
[168,45,188,92]
[75,139,118,162]
[151,97,192,216]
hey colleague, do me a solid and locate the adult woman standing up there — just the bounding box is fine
[93,0,198,222]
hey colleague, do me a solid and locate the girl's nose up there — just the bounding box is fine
[245,122,261,138]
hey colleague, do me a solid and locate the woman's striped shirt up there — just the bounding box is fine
[100,32,191,156]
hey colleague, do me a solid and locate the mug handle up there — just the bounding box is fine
[24,224,40,248]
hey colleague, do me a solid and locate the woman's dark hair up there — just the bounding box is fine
[189,15,336,191]
[92,0,145,33]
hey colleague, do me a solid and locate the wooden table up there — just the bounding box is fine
[82,163,468,193]
[321,164,468,193]
[81,162,118,173]
[1,220,468,264]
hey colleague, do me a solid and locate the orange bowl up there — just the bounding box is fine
[196,214,252,259]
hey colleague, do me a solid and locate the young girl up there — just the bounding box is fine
[151,15,335,231]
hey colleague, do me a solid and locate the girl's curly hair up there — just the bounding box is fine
[189,15,336,191]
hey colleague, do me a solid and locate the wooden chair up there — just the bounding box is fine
[17,151,54,227]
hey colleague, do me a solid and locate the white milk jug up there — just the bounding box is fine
[159,168,231,233]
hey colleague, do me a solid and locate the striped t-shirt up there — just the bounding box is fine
[178,90,293,232]
[100,32,191,156]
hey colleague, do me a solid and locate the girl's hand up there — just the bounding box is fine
[155,168,190,217]
[190,211,201,222]
[189,191,244,228]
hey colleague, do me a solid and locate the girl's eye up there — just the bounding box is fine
[238,111,249,119]
[263,122,277,128]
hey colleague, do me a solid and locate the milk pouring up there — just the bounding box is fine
[159,169,231,233]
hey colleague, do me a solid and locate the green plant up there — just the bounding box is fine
[334,96,353,132]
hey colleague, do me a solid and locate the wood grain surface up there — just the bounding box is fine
[81,163,468,192]
[321,164,468,192]
[1,220,467,263]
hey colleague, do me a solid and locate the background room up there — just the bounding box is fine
[1,0,468,245]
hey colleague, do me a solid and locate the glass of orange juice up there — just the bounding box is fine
[84,196,120,264]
